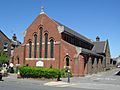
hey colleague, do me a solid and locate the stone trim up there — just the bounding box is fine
[26,41,60,46]
[25,58,55,61]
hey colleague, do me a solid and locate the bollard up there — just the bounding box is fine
[67,69,70,83]
[0,73,2,81]
[17,70,21,78]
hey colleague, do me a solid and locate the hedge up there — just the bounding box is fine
[19,66,62,79]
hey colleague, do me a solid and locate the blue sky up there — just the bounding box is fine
[0,0,120,58]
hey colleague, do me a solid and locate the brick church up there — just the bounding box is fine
[12,8,112,76]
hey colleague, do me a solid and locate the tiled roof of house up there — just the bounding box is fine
[0,30,11,41]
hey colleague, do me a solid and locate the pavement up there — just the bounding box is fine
[44,68,120,90]
[1,68,120,90]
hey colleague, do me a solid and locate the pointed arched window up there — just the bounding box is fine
[44,33,48,58]
[66,57,70,66]
[39,27,43,58]
[29,41,32,58]
[34,34,37,58]
[50,39,54,58]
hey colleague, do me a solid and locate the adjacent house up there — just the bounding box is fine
[10,34,21,64]
[0,30,11,56]
[0,30,21,65]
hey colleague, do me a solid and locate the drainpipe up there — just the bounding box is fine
[23,45,26,65]
[59,42,61,69]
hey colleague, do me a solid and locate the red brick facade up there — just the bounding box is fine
[12,13,112,76]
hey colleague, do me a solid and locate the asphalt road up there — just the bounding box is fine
[0,68,120,90]
[0,74,92,90]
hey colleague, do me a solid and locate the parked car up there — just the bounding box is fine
[115,71,120,76]
[117,65,120,68]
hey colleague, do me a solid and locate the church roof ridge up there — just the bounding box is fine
[53,20,93,45]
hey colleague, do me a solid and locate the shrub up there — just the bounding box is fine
[19,66,62,79]
[0,52,9,64]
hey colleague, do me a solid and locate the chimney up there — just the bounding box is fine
[96,36,100,41]
[12,34,17,41]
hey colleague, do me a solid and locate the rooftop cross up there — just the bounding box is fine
[40,6,45,14]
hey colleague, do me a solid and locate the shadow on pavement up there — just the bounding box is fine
[0,79,4,81]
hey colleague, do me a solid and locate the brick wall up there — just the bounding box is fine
[0,31,11,56]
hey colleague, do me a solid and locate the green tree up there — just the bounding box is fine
[0,52,9,64]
